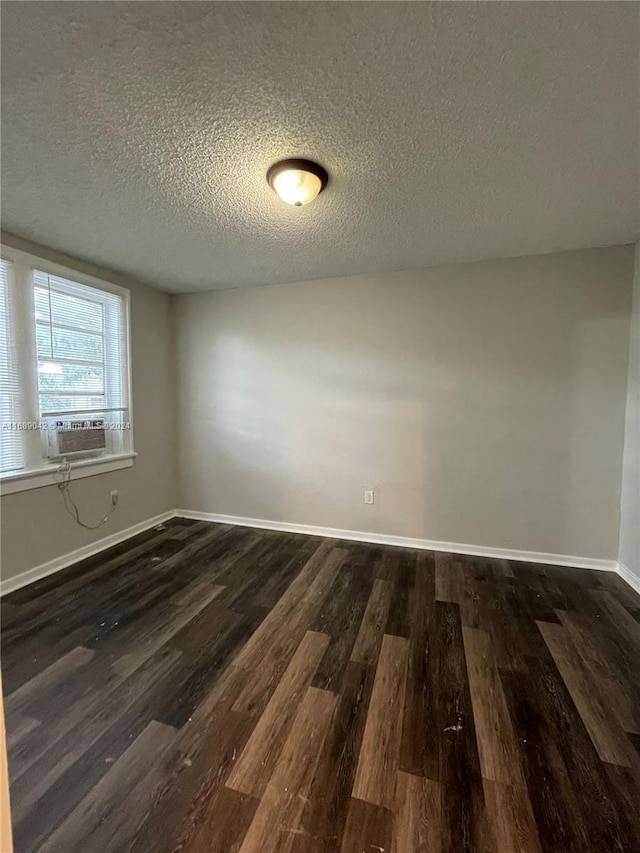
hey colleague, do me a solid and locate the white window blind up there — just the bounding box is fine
[33,270,130,428]
[0,259,25,473]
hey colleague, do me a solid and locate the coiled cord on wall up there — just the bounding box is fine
[53,459,117,530]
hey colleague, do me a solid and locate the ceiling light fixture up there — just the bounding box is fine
[267,159,328,207]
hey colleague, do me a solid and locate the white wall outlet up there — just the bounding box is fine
[110,490,119,506]
[364,489,374,505]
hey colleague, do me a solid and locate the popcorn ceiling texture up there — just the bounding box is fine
[1,1,638,293]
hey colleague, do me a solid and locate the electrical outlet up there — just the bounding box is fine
[110,490,119,507]
[364,489,374,505]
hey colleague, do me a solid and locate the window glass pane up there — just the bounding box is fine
[39,394,120,415]
[34,286,51,323]
[36,286,104,332]
[37,324,103,361]
[51,290,103,331]
[37,362,104,394]
[36,323,52,357]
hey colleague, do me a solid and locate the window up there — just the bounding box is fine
[0,259,24,474]
[34,270,130,434]
[0,247,134,494]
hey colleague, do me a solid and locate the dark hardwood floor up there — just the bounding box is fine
[2,516,640,852]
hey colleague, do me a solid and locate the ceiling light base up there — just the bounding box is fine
[267,159,328,206]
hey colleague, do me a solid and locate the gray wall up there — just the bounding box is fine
[0,233,177,580]
[176,246,634,561]
[1,240,634,579]
[618,242,640,579]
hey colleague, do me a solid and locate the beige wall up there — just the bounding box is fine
[0,233,177,580]
[176,246,634,561]
[618,242,640,579]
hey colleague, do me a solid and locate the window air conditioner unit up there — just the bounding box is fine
[47,418,107,459]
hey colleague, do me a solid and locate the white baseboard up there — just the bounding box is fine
[0,510,177,597]
[617,561,640,596]
[4,507,631,599]
[175,509,618,573]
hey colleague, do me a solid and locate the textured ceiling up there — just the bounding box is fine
[1,2,638,293]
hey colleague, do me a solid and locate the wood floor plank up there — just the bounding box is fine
[112,583,226,678]
[435,554,482,627]
[5,646,94,718]
[604,763,640,851]
[128,707,256,853]
[462,559,529,672]
[9,646,183,832]
[536,647,640,853]
[507,572,562,630]
[227,630,330,797]
[595,571,640,610]
[372,549,399,581]
[231,652,293,717]
[501,667,591,853]
[219,534,299,609]
[237,686,337,853]
[311,554,374,692]
[168,519,214,541]
[537,619,634,767]
[385,552,415,637]
[591,589,640,651]
[351,633,409,809]
[393,770,440,852]
[228,534,319,611]
[350,578,391,666]
[5,715,40,752]
[482,585,529,672]
[557,608,640,734]
[462,626,526,787]
[400,551,438,778]
[230,546,348,717]
[39,720,177,853]
[177,785,259,853]
[575,591,640,712]
[504,654,638,853]
[338,797,393,853]
[232,543,345,672]
[297,660,376,853]
[483,779,542,853]
[123,661,254,853]
[435,601,492,853]
[156,602,268,728]
[435,552,457,602]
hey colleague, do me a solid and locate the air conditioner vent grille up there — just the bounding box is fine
[49,419,107,458]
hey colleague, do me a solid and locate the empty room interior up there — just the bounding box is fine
[1,2,640,851]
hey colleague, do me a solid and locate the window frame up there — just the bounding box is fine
[0,245,136,495]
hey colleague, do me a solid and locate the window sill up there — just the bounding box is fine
[0,453,137,496]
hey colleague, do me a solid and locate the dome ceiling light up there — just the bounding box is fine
[267,159,328,207]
